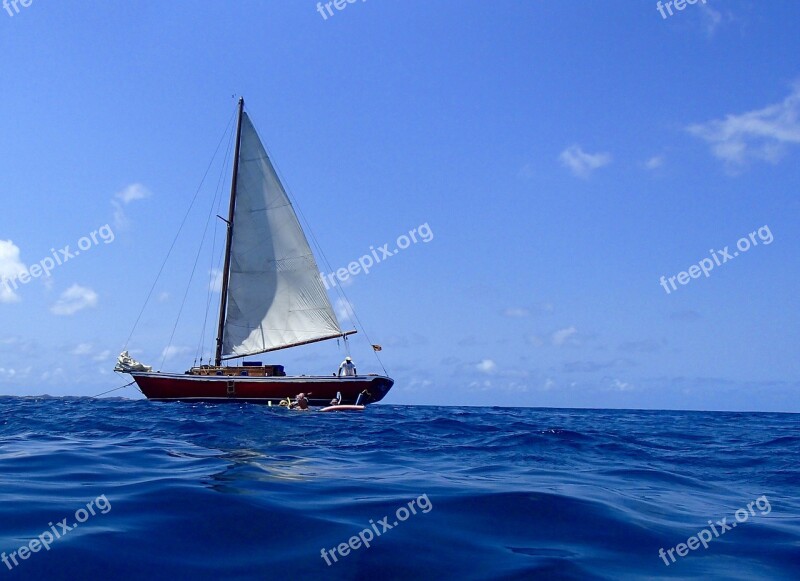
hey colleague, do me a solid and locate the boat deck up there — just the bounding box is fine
[187,365,286,377]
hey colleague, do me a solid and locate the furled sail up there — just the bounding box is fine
[221,113,343,359]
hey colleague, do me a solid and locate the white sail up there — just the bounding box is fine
[222,112,343,359]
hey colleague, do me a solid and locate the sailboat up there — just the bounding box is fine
[115,98,394,405]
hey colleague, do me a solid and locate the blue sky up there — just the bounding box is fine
[1,1,798,411]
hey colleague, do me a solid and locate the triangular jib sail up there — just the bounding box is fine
[220,111,343,359]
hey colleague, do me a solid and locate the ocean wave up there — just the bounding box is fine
[0,398,797,579]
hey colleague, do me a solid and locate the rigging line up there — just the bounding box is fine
[335,292,387,375]
[161,135,235,371]
[264,172,386,372]
[192,180,226,366]
[195,198,228,365]
[201,234,226,362]
[122,105,238,352]
[249,114,387,375]
[200,128,236,362]
[195,122,236,365]
[309,223,387,375]
[260,163,387,373]
[92,380,136,398]
[160,210,216,370]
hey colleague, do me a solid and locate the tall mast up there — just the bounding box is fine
[215,97,245,366]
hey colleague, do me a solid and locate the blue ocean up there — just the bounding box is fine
[0,398,798,580]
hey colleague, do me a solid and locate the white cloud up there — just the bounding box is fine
[51,284,98,316]
[468,379,494,391]
[405,378,433,393]
[476,359,496,373]
[93,350,111,362]
[503,307,530,318]
[687,83,800,169]
[335,298,355,324]
[72,343,93,355]
[645,155,664,170]
[112,183,152,230]
[0,240,27,303]
[559,145,612,178]
[552,326,578,346]
[40,367,65,382]
[504,381,530,393]
[209,269,223,293]
[115,183,152,204]
[0,367,16,378]
[162,345,190,361]
[527,334,544,347]
[0,365,32,384]
[157,291,170,302]
[112,202,127,231]
[506,303,554,319]
[518,163,535,180]
[700,3,723,36]
[611,378,633,392]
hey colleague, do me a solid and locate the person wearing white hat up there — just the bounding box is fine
[338,356,357,377]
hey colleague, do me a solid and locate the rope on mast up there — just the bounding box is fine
[194,116,236,366]
[122,105,238,355]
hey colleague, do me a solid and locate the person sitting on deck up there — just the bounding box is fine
[338,357,357,377]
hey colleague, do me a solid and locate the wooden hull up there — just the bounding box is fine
[130,372,393,405]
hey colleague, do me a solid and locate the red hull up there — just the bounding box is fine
[130,372,393,405]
